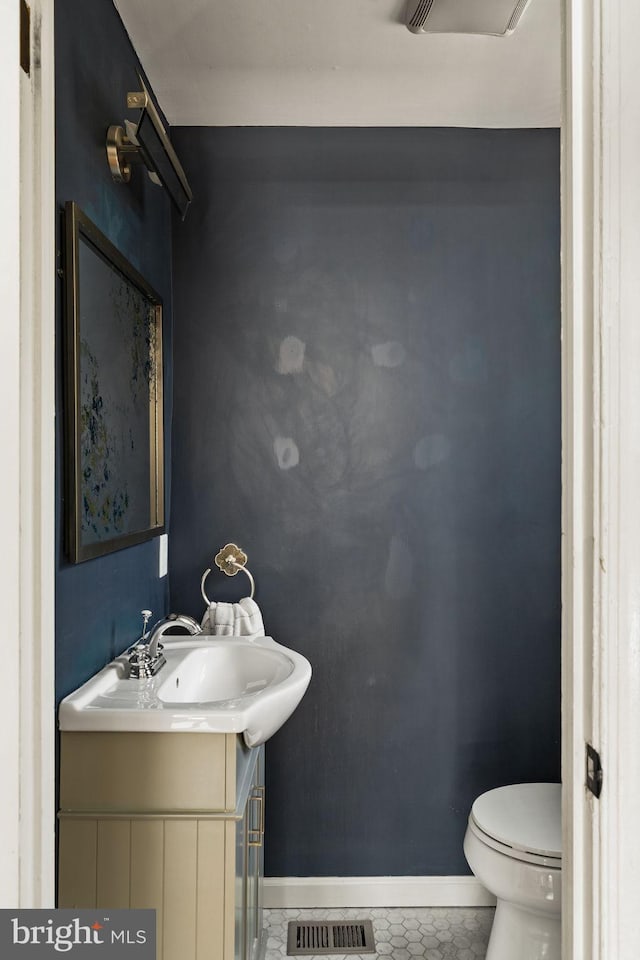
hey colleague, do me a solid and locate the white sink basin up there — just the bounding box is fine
[158,644,295,704]
[59,635,312,747]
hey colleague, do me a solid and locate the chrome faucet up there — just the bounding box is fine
[147,613,202,658]
[128,611,202,679]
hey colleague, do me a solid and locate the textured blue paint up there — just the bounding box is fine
[55,0,173,703]
[169,128,561,877]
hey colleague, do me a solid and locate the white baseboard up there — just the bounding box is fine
[264,876,496,909]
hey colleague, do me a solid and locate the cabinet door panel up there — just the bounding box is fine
[58,819,97,908]
[164,820,198,960]
[130,820,165,960]
[197,821,227,960]
[97,820,131,908]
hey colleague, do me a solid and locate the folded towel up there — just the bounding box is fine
[201,597,265,637]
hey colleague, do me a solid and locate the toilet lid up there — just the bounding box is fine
[470,783,562,859]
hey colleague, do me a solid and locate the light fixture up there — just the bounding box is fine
[405,0,533,36]
[106,72,193,220]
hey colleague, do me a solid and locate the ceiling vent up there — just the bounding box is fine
[405,0,533,36]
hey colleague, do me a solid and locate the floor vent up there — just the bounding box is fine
[287,921,376,955]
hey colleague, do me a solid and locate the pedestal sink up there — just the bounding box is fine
[59,635,311,746]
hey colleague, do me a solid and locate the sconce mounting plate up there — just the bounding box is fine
[106,124,136,183]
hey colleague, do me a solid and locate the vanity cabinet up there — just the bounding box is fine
[58,732,266,960]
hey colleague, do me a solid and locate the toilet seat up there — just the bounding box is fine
[469,782,562,868]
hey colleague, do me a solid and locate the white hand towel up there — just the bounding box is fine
[233,597,265,636]
[201,597,265,637]
[203,600,234,636]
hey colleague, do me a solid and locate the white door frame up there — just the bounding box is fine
[0,0,55,907]
[562,1,640,958]
[591,0,640,954]
[561,1,597,954]
[0,0,25,907]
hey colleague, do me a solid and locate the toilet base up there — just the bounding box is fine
[487,899,561,960]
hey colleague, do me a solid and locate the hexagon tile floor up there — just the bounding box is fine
[264,907,495,960]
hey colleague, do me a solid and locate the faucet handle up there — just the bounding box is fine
[140,609,153,640]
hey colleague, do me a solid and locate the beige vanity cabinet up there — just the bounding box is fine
[58,732,266,960]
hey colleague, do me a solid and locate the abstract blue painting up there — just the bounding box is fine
[65,202,164,562]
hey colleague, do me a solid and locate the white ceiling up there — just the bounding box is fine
[113,0,560,128]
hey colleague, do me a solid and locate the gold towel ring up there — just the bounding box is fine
[200,543,256,605]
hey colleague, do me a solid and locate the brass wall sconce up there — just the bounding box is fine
[106,72,193,220]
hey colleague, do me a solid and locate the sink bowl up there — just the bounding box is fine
[58,635,311,746]
[157,644,294,704]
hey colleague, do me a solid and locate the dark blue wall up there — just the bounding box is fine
[169,128,561,876]
[55,0,173,703]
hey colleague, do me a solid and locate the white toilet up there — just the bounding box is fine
[463,782,561,960]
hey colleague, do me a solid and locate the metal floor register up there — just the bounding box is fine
[287,920,376,956]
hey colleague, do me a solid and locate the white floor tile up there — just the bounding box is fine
[264,906,494,960]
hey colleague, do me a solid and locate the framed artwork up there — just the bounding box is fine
[64,201,164,562]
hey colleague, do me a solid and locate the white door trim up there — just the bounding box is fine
[19,0,56,907]
[0,0,56,907]
[0,0,25,907]
[563,2,640,958]
[596,2,640,956]
[561,0,598,956]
